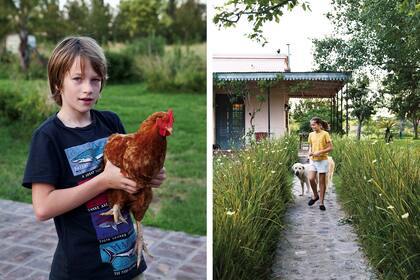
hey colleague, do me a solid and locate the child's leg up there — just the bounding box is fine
[308,171,318,199]
[319,173,326,205]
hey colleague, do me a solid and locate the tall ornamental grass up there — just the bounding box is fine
[331,137,420,279]
[213,136,298,280]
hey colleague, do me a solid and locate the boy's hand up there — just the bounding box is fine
[150,167,166,188]
[101,161,139,194]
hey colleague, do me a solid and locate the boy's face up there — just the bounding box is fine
[61,56,102,115]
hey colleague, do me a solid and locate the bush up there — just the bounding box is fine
[124,36,166,57]
[105,51,141,83]
[138,46,206,93]
[331,137,420,279]
[213,136,298,280]
[0,50,47,80]
[0,80,55,127]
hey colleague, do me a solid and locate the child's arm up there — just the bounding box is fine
[32,161,138,221]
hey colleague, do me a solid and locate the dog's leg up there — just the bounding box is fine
[300,180,304,196]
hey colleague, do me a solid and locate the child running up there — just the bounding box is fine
[307,117,333,211]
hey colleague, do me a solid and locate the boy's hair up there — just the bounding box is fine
[47,36,107,106]
[310,117,330,131]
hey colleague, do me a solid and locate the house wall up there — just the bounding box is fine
[213,54,289,72]
[244,88,289,139]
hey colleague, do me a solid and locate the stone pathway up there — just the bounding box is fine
[271,177,378,280]
[0,199,206,280]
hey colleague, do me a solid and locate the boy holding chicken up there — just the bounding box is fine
[22,36,165,280]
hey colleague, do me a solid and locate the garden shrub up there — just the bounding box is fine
[139,46,206,93]
[124,36,166,57]
[213,135,298,280]
[0,80,55,127]
[332,137,420,280]
[105,50,141,83]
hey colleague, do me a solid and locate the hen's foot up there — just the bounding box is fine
[100,204,128,224]
[134,221,154,268]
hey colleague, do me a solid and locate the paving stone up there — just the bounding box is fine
[4,267,34,279]
[178,264,206,276]
[190,250,206,266]
[150,241,196,260]
[271,178,378,279]
[174,271,206,280]
[26,257,52,272]
[26,271,49,280]
[0,262,17,275]
[0,245,41,263]
[0,199,206,279]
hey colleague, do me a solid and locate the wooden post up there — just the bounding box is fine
[336,91,339,133]
[267,86,271,137]
[330,96,333,130]
[333,94,336,132]
[345,89,349,135]
[340,87,343,132]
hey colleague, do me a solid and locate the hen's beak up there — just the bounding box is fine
[166,127,173,135]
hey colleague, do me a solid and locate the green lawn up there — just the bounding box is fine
[0,81,206,235]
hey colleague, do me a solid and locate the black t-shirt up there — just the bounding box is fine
[22,109,147,280]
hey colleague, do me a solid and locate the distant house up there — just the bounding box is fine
[5,34,37,54]
[213,54,351,149]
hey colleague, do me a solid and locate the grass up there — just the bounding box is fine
[0,80,206,235]
[213,136,298,280]
[331,137,420,279]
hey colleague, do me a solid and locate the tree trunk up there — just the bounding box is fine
[356,119,362,140]
[18,29,30,72]
[413,118,419,139]
[399,118,404,139]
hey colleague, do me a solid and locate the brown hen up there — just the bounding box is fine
[100,109,174,267]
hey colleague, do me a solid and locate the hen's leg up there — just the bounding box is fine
[134,220,153,268]
[100,204,128,224]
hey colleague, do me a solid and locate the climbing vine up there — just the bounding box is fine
[214,74,284,144]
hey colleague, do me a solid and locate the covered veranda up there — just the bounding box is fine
[213,72,351,149]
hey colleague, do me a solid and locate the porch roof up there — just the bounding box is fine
[214,71,351,98]
[214,71,351,81]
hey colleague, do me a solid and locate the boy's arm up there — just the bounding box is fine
[32,161,137,221]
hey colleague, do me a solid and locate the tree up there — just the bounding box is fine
[65,0,90,36]
[314,0,420,139]
[89,0,113,44]
[172,0,206,43]
[213,0,310,45]
[292,98,331,133]
[37,0,67,43]
[347,76,377,140]
[117,0,161,39]
[0,0,41,71]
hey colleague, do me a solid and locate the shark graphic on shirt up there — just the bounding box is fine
[102,246,135,264]
[64,137,107,176]
[71,144,103,163]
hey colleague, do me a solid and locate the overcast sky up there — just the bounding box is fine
[210,0,334,72]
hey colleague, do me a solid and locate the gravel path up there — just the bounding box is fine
[271,176,378,280]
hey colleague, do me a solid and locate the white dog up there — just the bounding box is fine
[291,162,312,196]
[292,157,335,196]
